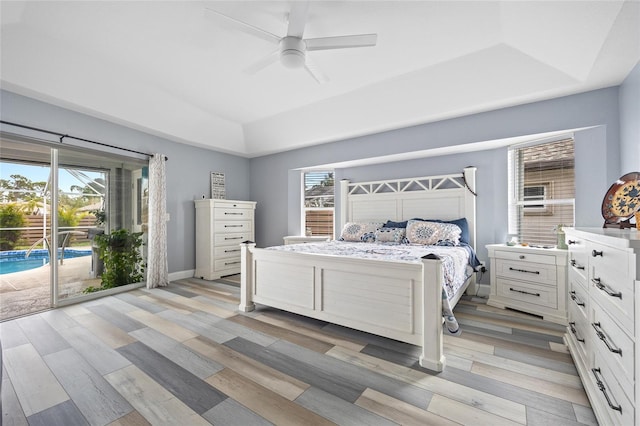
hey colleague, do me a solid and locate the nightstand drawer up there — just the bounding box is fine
[492,249,557,265]
[496,278,557,309]
[495,259,557,286]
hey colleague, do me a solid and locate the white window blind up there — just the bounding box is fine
[508,138,575,245]
[303,171,334,236]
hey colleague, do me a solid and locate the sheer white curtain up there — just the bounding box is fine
[147,153,169,288]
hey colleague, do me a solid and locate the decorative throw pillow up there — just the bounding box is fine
[375,227,406,243]
[405,220,461,245]
[339,222,384,242]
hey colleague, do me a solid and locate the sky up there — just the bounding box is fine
[0,161,104,194]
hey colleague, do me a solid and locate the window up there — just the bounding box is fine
[508,138,575,245]
[303,171,334,237]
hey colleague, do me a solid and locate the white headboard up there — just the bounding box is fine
[339,167,477,249]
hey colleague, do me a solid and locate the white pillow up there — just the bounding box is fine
[340,222,384,242]
[405,220,461,245]
[375,227,406,243]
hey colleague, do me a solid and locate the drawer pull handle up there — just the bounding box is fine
[567,240,577,245]
[225,237,243,240]
[570,260,585,270]
[570,291,585,307]
[224,212,243,215]
[592,249,603,257]
[224,225,244,228]
[569,321,585,343]
[509,287,540,297]
[224,249,241,253]
[508,267,540,275]
[591,322,622,355]
[592,278,622,299]
[591,368,623,414]
[224,261,241,266]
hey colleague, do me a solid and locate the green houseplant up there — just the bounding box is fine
[84,228,145,293]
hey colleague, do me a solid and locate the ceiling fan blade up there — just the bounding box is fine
[304,56,329,84]
[244,49,280,74]
[305,34,377,51]
[286,1,309,38]
[205,7,280,44]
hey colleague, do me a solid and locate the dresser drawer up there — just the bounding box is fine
[214,232,252,246]
[215,245,242,259]
[214,220,253,234]
[566,233,588,280]
[214,206,254,220]
[496,278,557,308]
[590,302,634,398]
[568,280,588,320]
[215,257,242,272]
[495,259,557,286]
[589,270,635,335]
[590,350,635,426]
[492,249,557,265]
[567,303,589,365]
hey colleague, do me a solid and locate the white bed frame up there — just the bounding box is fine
[240,167,477,371]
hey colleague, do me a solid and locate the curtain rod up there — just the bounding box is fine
[0,120,168,161]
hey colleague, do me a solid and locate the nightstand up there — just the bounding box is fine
[283,235,331,245]
[486,244,568,325]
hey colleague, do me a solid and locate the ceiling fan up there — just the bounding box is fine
[206,2,377,83]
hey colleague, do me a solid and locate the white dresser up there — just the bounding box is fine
[564,227,640,426]
[486,244,568,325]
[194,199,256,280]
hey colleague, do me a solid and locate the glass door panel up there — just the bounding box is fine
[0,141,53,320]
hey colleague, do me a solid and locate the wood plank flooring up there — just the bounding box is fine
[0,277,597,425]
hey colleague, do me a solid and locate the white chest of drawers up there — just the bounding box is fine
[564,227,640,426]
[194,199,256,280]
[486,244,568,325]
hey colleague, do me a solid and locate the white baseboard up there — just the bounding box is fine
[476,284,490,298]
[169,269,195,282]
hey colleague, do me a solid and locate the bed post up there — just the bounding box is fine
[239,241,256,312]
[463,166,478,294]
[339,179,349,233]
[420,255,445,371]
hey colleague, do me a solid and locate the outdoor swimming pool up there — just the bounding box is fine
[0,248,92,275]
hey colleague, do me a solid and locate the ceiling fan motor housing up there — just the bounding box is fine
[280,36,306,68]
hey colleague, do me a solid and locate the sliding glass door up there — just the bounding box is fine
[0,137,148,320]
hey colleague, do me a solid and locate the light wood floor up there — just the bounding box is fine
[0,276,597,426]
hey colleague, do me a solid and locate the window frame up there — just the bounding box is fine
[508,138,575,245]
[301,170,335,238]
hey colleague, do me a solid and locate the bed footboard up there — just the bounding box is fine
[239,242,447,371]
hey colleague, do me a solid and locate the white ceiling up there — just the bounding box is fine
[1,1,639,158]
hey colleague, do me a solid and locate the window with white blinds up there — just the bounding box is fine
[508,138,575,245]
[303,171,334,237]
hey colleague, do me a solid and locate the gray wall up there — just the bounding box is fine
[250,87,623,273]
[619,61,640,174]
[0,90,251,274]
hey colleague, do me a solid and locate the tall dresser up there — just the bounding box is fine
[194,199,256,280]
[564,227,640,426]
